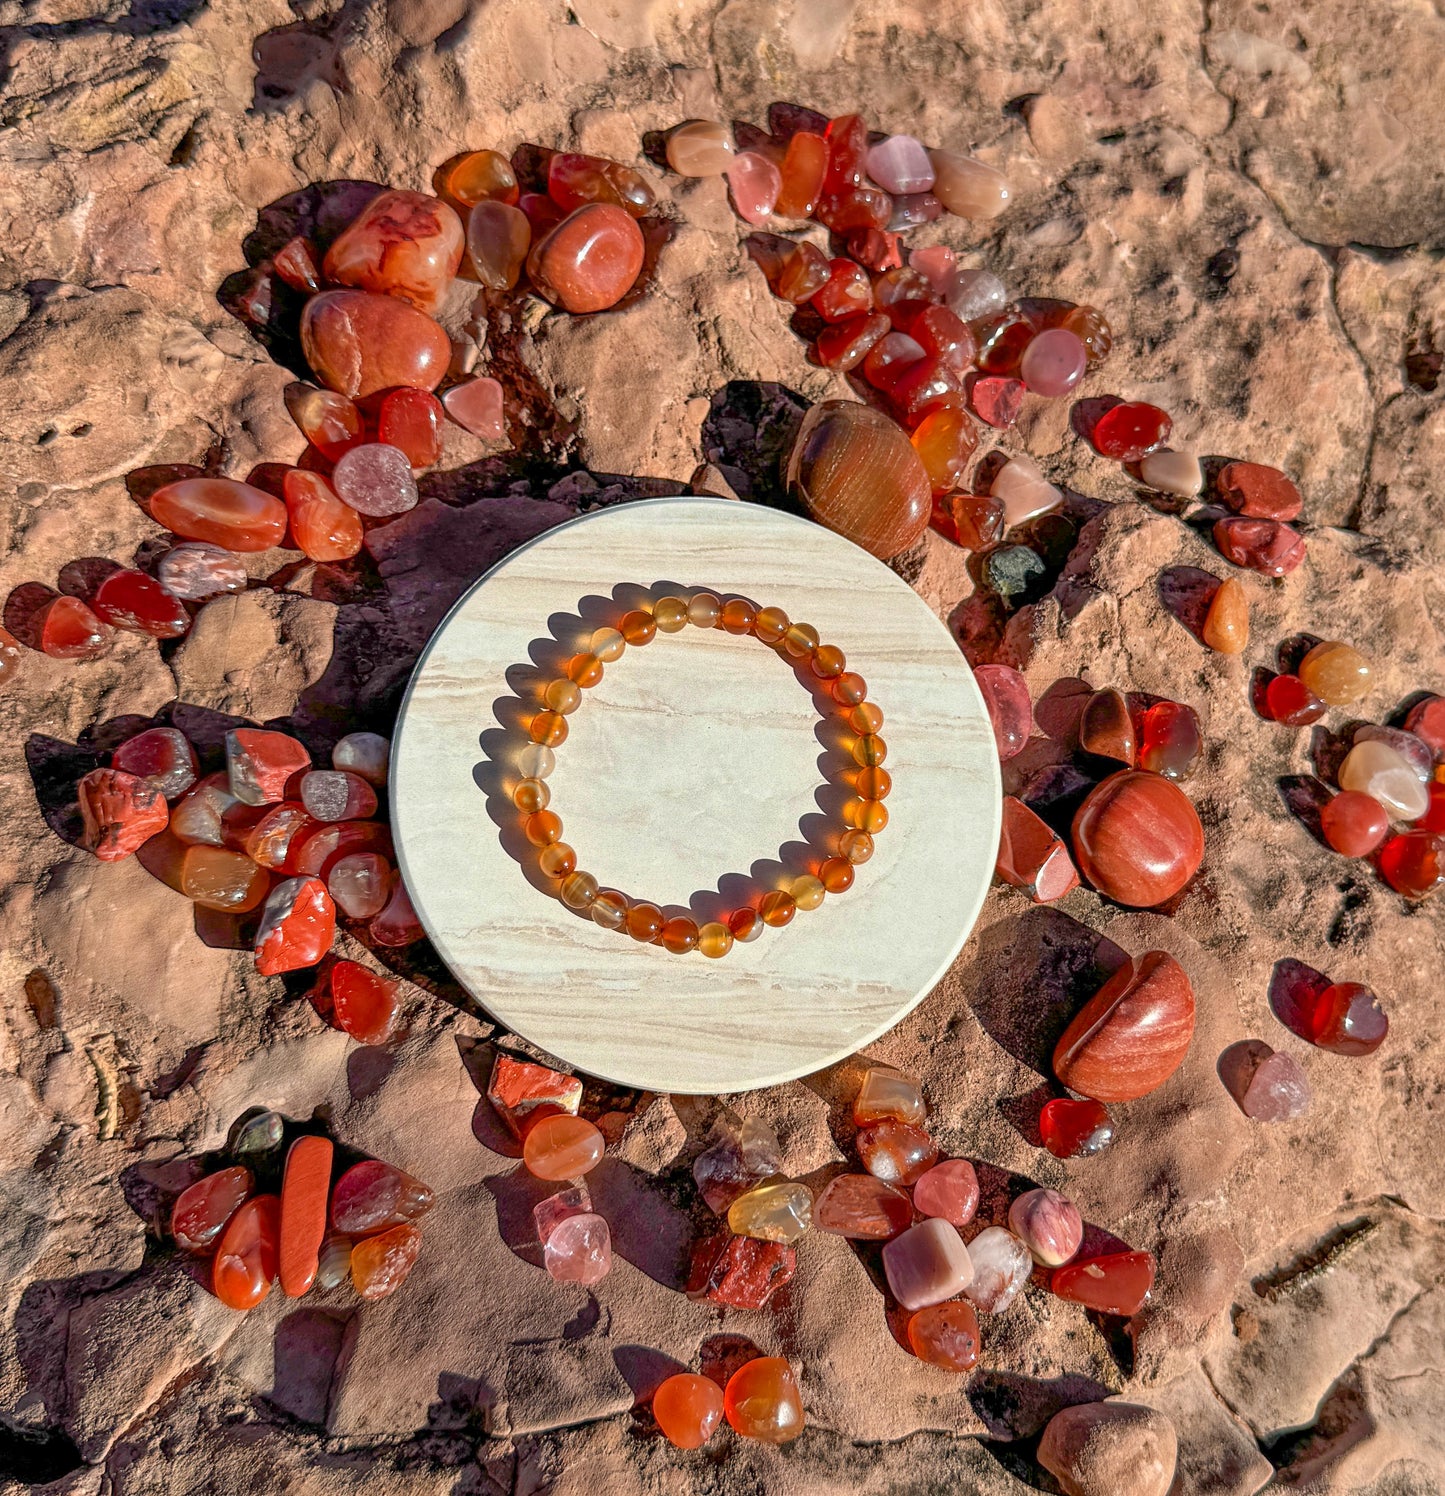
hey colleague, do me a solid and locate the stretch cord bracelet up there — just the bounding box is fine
[513,590,892,956]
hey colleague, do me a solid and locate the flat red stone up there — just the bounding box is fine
[1071,770,1205,906]
[1051,1249,1155,1316]
[1213,516,1307,577]
[1040,1097,1115,1159]
[997,795,1079,903]
[1378,830,1445,899]
[487,1052,583,1138]
[279,1134,334,1297]
[330,959,401,1044]
[1091,401,1171,461]
[78,768,169,861]
[689,1232,796,1309]
[1217,461,1303,521]
[92,570,190,638]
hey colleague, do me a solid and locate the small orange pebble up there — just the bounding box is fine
[652,1372,725,1449]
[212,1195,280,1311]
[522,1114,605,1181]
[723,1356,805,1444]
[279,1135,333,1297]
[351,1222,423,1300]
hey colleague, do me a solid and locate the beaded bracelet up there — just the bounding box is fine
[514,591,891,956]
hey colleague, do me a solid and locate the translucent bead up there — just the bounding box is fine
[589,627,625,662]
[844,797,889,833]
[1299,640,1372,705]
[626,902,663,941]
[530,711,568,746]
[856,766,892,800]
[853,734,887,768]
[517,743,555,779]
[698,921,734,958]
[688,592,721,628]
[590,889,628,930]
[661,916,699,953]
[833,672,867,706]
[538,842,577,878]
[729,907,763,942]
[653,596,688,632]
[544,679,582,714]
[513,778,550,814]
[759,890,796,926]
[840,830,874,864]
[524,810,563,846]
[784,622,819,658]
[566,653,603,687]
[720,598,757,634]
[792,874,825,910]
[850,703,884,735]
[620,609,656,645]
[810,644,846,679]
[819,856,854,892]
[753,605,789,644]
[559,871,598,909]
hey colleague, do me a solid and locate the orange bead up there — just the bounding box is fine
[819,856,855,893]
[853,733,887,767]
[559,870,598,909]
[653,1371,725,1449]
[720,598,757,634]
[759,890,796,927]
[626,901,663,941]
[844,797,889,833]
[212,1194,280,1311]
[850,702,884,734]
[522,1114,605,1180]
[729,907,763,942]
[856,766,892,800]
[698,921,734,957]
[620,609,657,645]
[544,678,582,714]
[661,915,700,953]
[278,1134,333,1298]
[524,810,563,846]
[840,829,874,864]
[723,1357,805,1444]
[567,653,603,687]
[652,596,688,632]
[530,711,569,746]
[792,874,825,910]
[590,888,628,930]
[754,605,790,644]
[784,621,819,658]
[811,643,846,679]
[538,841,577,878]
[513,778,550,813]
[832,671,867,706]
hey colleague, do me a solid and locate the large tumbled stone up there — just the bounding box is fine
[1038,1400,1178,1496]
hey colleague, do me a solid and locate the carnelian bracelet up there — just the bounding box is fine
[514,591,892,956]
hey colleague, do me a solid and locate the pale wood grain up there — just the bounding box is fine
[392,497,1001,1093]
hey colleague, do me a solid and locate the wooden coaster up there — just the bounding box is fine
[392,496,1000,1093]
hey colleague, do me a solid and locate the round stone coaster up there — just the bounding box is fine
[392,496,1000,1093]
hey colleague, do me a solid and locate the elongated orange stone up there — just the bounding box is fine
[212,1194,280,1311]
[150,478,287,553]
[279,1134,333,1297]
[301,290,451,399]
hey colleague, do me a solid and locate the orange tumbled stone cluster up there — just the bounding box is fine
[520,592,890,953]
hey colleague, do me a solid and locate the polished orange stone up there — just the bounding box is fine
[856,1119,937,1184]
[150,477,287,553]
[523,1114,605,1180]
[212,1194,280,1310]
[284,382,365,463]
[322,189,464,313]
[814,1172,913,1239]
[283,470,363,562]
[1071,770,1204,906]
[330,959,401,1044]
[759,890,796,927]
[180,845,269,912]
[548,152,655,217]
[911,404,979,495]
[377,387,445,468]
[1078,688,1136,766]
[1051,1249,1155,1316]
[524,809,564,847]
[526,203,644,313]
[1299,640,1372,706]
[661,915,700,953]
[1201,576,1249,653]
[774,130,828,218]
[300,289,451,399]
[172,1166,253,1254]
[856,766,892,800]
[652,1372,725,1449]
[34,594,111,659]
[279,1134,333,1297]
[254,876,336,974]
[78,769,168,861]
[530,710,569,747]
[1053,951,1196,1102]
[443,149,519,207]
[465,201,532,291]
[226,727,311,806]
[619,609,656,645]
[351,1222,422,1300]
[908,1300,980,1371]
[724,1357,805,1444]
[819,856,855,892]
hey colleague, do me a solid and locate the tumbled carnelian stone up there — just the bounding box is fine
[1071,770,1204,906]
[351,1222,422,1300]
[661,915,700,953]
[526,203,644,314]
[1091,402,1171,461]
[1202,576,1249,654]
[724,1357,805,1444]
[245,802,318,871]
[78,768,169,861]
[113,727,198,800]
[1138,701,1203,781]
[212,1194,280,1310]
[377,388,445,468]
[226,727,311,806]
[815,311,890,373]
[856,1120,937,1185]
[301,289,452,399]
[92,570,189,638]
[1308,981,1388,1055]
[1051,1249,1155,1316]
[37,594,112,660]
[1320,791,1390,856]
[283,470,364,563]
[1264,674,1326,726]
[652,1372,725,1449]
[150,478,287,553]
[1214,517,1306,577]
[331,959,401,1044]
[997,795,1079,903]
[813,1173,913,1239]
[279,1134,333,1297]
[1078,688,1135,765]
[911,404,978,495]
[466,201,532,292]
[323,189,464,314]
[1378,830,1445,899]
[812,259,873,322]
[774,130,828,218]
[172,1165,253,1253]
[523,1114,605,1180]
[273,236,322,292]
[254,876,337,975]
[443,149,519,207]
[1040,1097,1115,1159]
[1299,640,1372,706]
[331,1159,433,1233]
[180,845,269,912]
[908,1300,980,1371]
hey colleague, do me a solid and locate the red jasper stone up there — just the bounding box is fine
[1378,830,1445,899]
[526,203,644,314]
[112,727,198,800]
[1040,1097,1115,1159]
[1263,673,1326,726]
[278,1133,333,1297]
[1051,1249,1155,1316]
[1404,696,1445,762]
[92,570,190,638]
[171,1166,253,1253]
[300,289,452,399]
[377,388,444,468]
[811,259,873,322]
[1053,950,1196,1102]
[226,727,311,806]
[330,959,401,1044]
[212,1194,280,1311]
[149,477,288,552]
[78,768,169,861]
[1213,516,1307,577]
[969,374,1025,428]
[997,795,1079,903]
[1320,791,1390,856]
[689,1233,796,1309]
[486,1051,583,1139]
[1308,980,1388,1055]
[1090,401,1172,461]
[322,189,464,314]
[815,311,890,372]
[254,876,337,974]
[1217,461,1303,522]
[1071,770,1205,906]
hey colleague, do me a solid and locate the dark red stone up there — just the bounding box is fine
[1071,770,1205,907]
[1091,401,1172,461]
[845,228,903,271]
[996,796,1079,903]
[689,1233,796,1309]
[1308,981,1387,1055]
[1040,1098,1115,1159]
[1378,831,1445,899]
[811,260,873,322]
[815,312,890,373]
[1217,461,1303,521]
[1263,673,1326,726]
[92,570,190,638]
[1213,517,1307,577]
